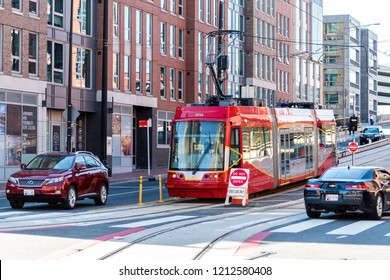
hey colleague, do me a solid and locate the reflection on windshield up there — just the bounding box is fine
[27,155,74,170]
[363,127,379,133]
[169,121,225,171]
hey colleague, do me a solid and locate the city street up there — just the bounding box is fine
[1,142,390,261]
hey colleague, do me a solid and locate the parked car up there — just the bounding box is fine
[359,125,385,145]
[5,151,109,209]
[304,166,390,219]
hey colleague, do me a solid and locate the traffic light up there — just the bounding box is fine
[349,116,358,133]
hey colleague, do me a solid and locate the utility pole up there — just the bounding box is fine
[204,1,240,101]
[100,0,108,164]
[66,0,74,152]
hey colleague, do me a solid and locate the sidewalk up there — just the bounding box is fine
[110,167,168,183]
[0,167,168,190]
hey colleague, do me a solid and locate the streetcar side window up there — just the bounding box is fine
[230,128,240,167]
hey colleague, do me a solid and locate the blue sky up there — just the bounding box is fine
[323,0,390,65]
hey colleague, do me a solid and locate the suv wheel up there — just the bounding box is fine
[94,183,108,205]
[63,186,77,209]
[10,200,25,209]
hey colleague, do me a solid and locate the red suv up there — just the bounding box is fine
[6,151,109,209]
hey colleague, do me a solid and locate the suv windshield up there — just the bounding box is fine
[26,155,75,170]
[363,127,379,133]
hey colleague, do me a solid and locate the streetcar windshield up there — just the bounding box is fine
[169,121,225,171]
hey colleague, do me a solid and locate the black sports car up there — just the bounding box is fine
[304,166,390,219]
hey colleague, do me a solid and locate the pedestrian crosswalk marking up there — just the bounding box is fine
[326,221,385,235]
[111,215,196,228]
[271,219,335,233]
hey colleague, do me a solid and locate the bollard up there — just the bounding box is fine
[138,176,143,205]
[159,174,164,202]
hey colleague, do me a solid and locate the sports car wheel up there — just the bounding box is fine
[306,206,321,218]
[370,194,383,220]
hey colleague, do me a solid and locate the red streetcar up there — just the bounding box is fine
[165,101,337,199]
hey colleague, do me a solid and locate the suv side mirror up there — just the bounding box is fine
[20,163,27,170]
[76,163,86,171]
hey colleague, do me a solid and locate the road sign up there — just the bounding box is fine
[229,169,249,187]
[225,168,250,206]
[348,142,359,153]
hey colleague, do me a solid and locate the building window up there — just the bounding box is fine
[170,0,175,13]
[135,58,142,92]
[160,22,166,55]
[178,0,183,16]
[178,70,183,100]
[136,10,142,44]
[11,29,21,73]
[29,33,38,75]
[124,6,130,41]
[47,0,64,28]
[0,25,2,72]
[113,2,119,38]
[199,0,204,21]
[113,53,119,89]
[146,60,152,95]
[157,111,173,146]
[170,25,175,57]
[160,66,166,98]
[198,32,203,63]
[47,41,64,84]
[12,0,22,11]
[178,29,184,59]
[170,68,175,100]
[0,0,3,7]
[73,47,91,88]
[29,0,38,16]
[146,13,152,47]
[74,0,91,35]
[124,55,130,91]
[161,0,166,10]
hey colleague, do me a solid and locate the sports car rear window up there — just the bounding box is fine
[321,169,370,180]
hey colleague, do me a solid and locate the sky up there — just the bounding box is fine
[323,0,390,65]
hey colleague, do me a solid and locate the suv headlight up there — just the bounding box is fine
[8,176,19,185]
[44,177,65,185]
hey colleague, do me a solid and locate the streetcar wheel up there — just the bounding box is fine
[63,186,77,209]
[94,183,108,205]
[10,200,25,209]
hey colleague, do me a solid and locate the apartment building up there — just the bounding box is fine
[0,0,328,179]
[323,14,378,125]
[0,0,47,179]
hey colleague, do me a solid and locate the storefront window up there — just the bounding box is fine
[6,105,22,166]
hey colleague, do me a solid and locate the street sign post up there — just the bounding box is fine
[225,168,250,206]
[348,141,358,166]
[348,142,358,153]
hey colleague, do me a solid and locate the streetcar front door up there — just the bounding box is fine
[279,128,290,181]
[304,126,314,177]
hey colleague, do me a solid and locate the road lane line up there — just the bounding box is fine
[326,221,384,235]
[111,215,196,228]
[271,219,335,233]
